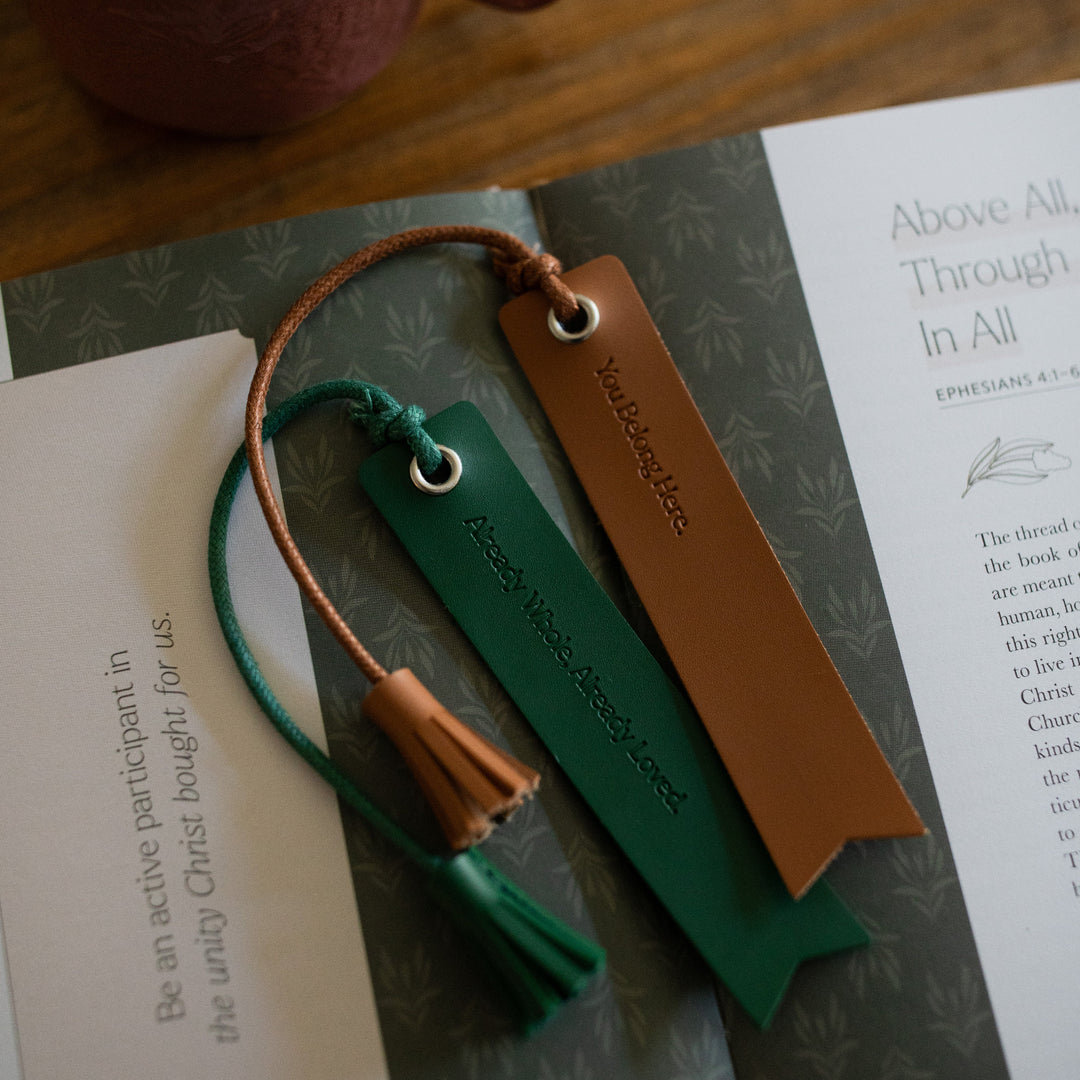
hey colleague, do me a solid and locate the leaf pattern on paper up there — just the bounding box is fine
[634,254,678,324]
[844,914,902,998]
[708,133,766,194]
[926,966,992,1059]
[67,300,125,361]
[383,298,444,373]
[281,433,345,514]
[324,684,381,767]
[5,273,64,334]
[558,827,620,916]
[825,578,892,660]
[962,435,1071,497]
[376,942,443,1034]
[242,220,301,281]
[795,459,859,539]
[717,411,773,482]
[685,296,743,370]
[187,272,244,333]
[321,554,369,627]
[449,1020,517,1079]
[792,994,858,1079]
[890,834,958,921]
[369,598,438,681]
[360,199,413,243]
[538,1048,595,1080]
[765,340,826,420]
[880,1046,936,1080]
[669,1018,736,1080]
[347,819,410,897]
[874,700,927,783]
[122,247,182,308]
[590,160,652,224]
[735,232,796,306]
[448,344,513,416]
[274,328,327,397]
[658,186,718,259]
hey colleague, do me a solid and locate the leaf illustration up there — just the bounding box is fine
[926,966,992,1059]
[557,826,620,916]
[795,459,859,539]
[879,1045,935,1080]
[6,273,64,335]
[369,598,438,681]
[717,411,773,482]
[636,254,677,323]
[825,578,892,660]
[765,341,827,420]
[590,160,652,223]
[448,344,512,415]
[242,220,301,281]
[382,297,443,373]
[538,1048,595,1080]
[123,247,182,308]
[658,187,718,259]
[890,834,957,921]
[67,300,125,362]
[735,232,796,306]
[962,435,1071,497]
[844,914,903,998]
[281,433,345,514]
[708,133,766,194]
[375,941,442,1033]
[187,272,244,334]
[668,1017,735,1080]
[685,296,743,370]
[792,994,858,1079]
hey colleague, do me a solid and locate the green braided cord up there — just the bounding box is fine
[208,379,436,867]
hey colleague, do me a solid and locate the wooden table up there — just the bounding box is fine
[3,0,1080,282]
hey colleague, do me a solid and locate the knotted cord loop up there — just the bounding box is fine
[489,248,578,324]
[348,385,442,476]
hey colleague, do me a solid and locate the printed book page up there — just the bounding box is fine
[0,331,387,1079]
[764,80,1080,1080]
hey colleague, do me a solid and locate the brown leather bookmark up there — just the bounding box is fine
[500,255,924,897]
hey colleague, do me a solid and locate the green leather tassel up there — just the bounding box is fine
[431,849,605,1031]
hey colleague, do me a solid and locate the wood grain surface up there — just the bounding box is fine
[3,0,1080,281]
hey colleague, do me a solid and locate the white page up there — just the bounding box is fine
[0,332,388,1079]
[764,81,1080,1080]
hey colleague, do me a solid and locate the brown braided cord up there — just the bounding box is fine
[244,225,576,685]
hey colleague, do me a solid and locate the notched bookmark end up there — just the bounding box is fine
[431,848,605,1032]
[362,668,540,851]
[779,789,926,900]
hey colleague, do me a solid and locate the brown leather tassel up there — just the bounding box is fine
[362,668,540,850]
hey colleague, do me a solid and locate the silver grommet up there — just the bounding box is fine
[547,294,600,343]
[410,445,462,495]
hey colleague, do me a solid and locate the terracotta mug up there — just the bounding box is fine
[27,0,554,136]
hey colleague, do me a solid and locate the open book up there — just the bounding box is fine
[3,79,1078,1079]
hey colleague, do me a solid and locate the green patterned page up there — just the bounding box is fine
[1,192,734,1080]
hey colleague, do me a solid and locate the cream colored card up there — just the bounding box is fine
[0,332,387,1079]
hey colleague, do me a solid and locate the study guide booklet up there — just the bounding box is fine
[3,78,1079,1079]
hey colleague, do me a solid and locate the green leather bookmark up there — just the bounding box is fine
[360,401,868,1026]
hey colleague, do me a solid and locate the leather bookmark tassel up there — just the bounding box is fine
[431,848,605,1031]
[237,378,539,852]
[363,668,539,849]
